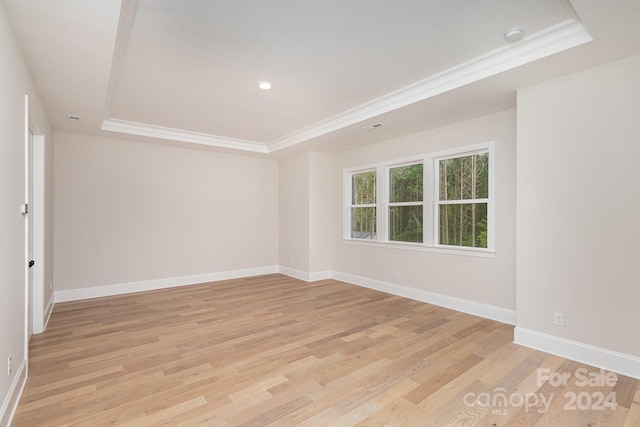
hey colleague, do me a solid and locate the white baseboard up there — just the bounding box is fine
[43,292,55,330]
[278,266,309,281]
[330,271,516,325]
[0,358,27,427]
[53,266,514,328]
[308,270,332,282]
[277,269,515,324]
[278,266,332,282]
[514,327,640,380]
[54,265,279,303]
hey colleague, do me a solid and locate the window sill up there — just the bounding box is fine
[342,238,496,258]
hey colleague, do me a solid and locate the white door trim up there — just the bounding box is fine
[31,133,45,334]
[23,94,30,370]
[25,95,47,336]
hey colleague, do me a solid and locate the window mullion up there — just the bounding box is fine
[388,201,423,207]
[437,199,489,205]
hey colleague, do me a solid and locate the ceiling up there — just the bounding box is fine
[4,0,640,156]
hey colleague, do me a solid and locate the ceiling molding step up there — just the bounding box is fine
[101,119,269,153]
[103,0,139,122]
[102,18,591,155]
[267,18,592,153]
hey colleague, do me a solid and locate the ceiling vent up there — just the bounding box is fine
[363,122,385,131]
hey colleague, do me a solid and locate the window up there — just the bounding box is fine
[350,170,376,239]
[388,163,423,243]
[437,151,489,248]
[344,142,494,254]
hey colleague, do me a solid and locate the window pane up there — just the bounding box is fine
[439,203,487,248]
[389,205,423,243]
[389,163,423,203]
[352,171,376,205]
[439,153,488,201]
[351,207,376,239]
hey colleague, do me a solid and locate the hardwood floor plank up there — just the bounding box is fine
[12,274,639,426]
[625,387,640,426]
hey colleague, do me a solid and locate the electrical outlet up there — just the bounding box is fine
[204,261,210,268]
[393,270,399,279]
[7,355,12,377]
[554,312,565,326]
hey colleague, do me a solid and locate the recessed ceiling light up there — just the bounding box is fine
[257,81,272,90]
[504,28,524,43]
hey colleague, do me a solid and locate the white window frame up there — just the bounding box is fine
[434,145,495,252]
[385,161,424,244]
[346,168,378,240]
[343,141,495,257]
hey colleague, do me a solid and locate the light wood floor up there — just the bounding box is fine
[13,274,640,426]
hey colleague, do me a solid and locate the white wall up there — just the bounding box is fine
[308,152,333,273]
[279,151,334,278]
[0,2,52,423]
[279,152,310,272]
[329,109,517,313]
[516,54,640,361]
[54,133,279,292]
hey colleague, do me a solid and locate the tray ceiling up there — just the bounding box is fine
[4,0,640,154]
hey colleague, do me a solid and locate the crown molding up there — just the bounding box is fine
[101,118,269,153]
[267,19,592,153]
[101,0,268,153]
[103,18,591,154]
[102,0,139,123]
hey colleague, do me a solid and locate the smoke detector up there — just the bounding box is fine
[504,28,524,43]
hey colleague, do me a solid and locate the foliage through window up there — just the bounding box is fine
[345,142,493,254]
[388,163,423,243]
[437,152,489,248]
[350,170,376,239]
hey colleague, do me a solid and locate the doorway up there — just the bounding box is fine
[25,97,46,337]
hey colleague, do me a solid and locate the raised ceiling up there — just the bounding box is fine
[4,0,640,155]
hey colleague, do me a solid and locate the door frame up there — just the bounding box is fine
[24,94,46,341]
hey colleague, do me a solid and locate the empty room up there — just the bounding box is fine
[1,0,639,425]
